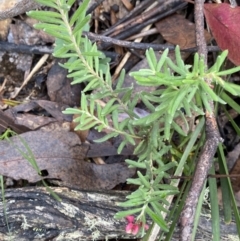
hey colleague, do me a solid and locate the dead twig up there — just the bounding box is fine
[11,54,49,99]
[180,1,222,240]
[102,0,159,36]
[99,1,187,50]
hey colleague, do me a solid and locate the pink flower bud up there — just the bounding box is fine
[125,215,135,223]
[125,223,134,234]
[131,224,140,235]
[144,224,149,230]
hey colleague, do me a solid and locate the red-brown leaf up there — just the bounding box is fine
[204,3,240,66]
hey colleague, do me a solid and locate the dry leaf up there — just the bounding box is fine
[4,112,58,130]
[5,100,72,122]
[0,109,30,134]
[204,3,240,65]
[47,60,82,106]
[0,130,135,189]
[155,14,211,49]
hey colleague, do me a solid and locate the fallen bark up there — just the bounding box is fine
[0,187,131,241]
[0,187,238,241]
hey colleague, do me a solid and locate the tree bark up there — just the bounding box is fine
[0,187,238,241]
[0,187,132,240]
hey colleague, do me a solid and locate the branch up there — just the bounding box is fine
[180,1,222,240]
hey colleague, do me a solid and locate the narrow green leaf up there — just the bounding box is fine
[218,144,240,237]
[80,120,99,130]
[151,202,168,216]
[63,108,82,115]
[134,140,147,155]
[216,66,240,76]
[83,79,100,91]
[67,0,76,7]
[200,81,226,104]
[126,189,145,199]
[187,85,198,102]
[132,110,162,126]
[125,159,146,169]
[182,99,191,116]
[133,76,161,86]
[192,53,199,74]
[124,134,135,146]
[156,48,169,72]
[118,198,145,207]
[220,82,238,96]
[175,45,185,70]
[43,29,71,42]
[121,89,132,104]
[33,0,58,8]
[172,121,187,136]
[217,145,233,223]
[199,58,205,76]
[141,95,155,112]
[215,50,228,72]
[200,91,212,113]
[168,87,189,117]
[73,15,91,34]
[208,166,220,241]
[67,69,87,78]
[101,99,116,116]
[126,178,142,185]
[164,114,171,140]
[221,92,240,113]
[137,171,150,188]
[166,57,186,76]
[70,0,91,25]
[130,69,154,77]
[192,181,206,240]
[27,11,62,24]
[111,110,119,129]
[145,206,169,232]
[72,74,94,85]
[146,48,156,71]
[114,208,142,219]
[117,140,128,154]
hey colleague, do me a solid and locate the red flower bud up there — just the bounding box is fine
[125,223,134,233]
[131,224,140,235]
[125,215,135,223]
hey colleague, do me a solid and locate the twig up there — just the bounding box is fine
[84,32,221,52]
[180,1,222,240]
[0,41,53,54]
[102,0,165,36]
[11,54,49,99]
[125,28,159,41]
[0,40,220,56]
[106,2,169,37]
[0,41,120,62]
[111,1,159,82]
[99,1,187,49]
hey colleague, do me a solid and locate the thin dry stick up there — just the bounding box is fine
[180,1,222,241]
[84,31,221,52]
[0,77,7,93]
[102,0,156,36]
[11,54,49,99]
[111,1,159,82]
[125,28,159,41]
